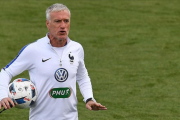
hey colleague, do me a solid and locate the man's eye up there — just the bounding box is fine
[64,20,69,23]
[55,20,61,23]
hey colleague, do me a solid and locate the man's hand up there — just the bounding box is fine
[86,100,107,111]
[0,97,15,110]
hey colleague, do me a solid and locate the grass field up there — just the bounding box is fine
[1,0,180,120]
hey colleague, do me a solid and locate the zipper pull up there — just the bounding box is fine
[60,60,62,66]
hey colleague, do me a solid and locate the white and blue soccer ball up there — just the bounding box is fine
[8,78,37,109]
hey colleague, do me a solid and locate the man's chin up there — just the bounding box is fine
[57,37,67,41]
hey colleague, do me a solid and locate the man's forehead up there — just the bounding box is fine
[50,10,70,17]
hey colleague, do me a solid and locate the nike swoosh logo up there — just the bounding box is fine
[42,58,51,62]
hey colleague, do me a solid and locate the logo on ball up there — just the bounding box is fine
[54,68,68,82]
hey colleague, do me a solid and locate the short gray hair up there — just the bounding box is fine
[46,3,71,21]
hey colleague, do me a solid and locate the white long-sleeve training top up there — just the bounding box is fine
[0,34,94,120]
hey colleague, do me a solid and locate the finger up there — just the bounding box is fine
[96,103,106,108]
[1,101,7,109]
[98,104,106,108]
[9,99,15,107]
[96,102,102,105]
[96,103,107,109]
[92,103,107,110]
[98,104,107,110]
[5,100,11,109]
[94,103,103,107]
[86,104,92,111]
[98,106,107,110]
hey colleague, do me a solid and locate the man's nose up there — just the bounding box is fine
[60,21,66,28]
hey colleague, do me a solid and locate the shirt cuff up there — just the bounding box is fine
[83,97,96,103]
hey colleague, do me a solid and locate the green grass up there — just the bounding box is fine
[1,0,180,120]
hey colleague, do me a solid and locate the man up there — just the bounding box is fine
[0,3,107,120]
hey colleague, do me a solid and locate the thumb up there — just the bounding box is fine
[86,104,92,110]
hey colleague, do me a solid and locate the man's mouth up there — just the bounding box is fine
[59,31,66,34]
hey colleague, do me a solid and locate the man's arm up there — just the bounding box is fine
[76,45,94,103]
[76,45,107,111]
[0,69,14,110]
[0,44,34,110]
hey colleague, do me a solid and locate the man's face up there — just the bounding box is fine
[46,10,70,41]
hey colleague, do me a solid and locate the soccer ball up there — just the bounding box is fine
[8,78,37,109]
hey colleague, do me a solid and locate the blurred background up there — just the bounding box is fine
[0,0,180,120]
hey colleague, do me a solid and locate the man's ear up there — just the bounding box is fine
[46,20,50,29]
